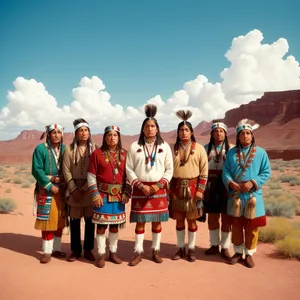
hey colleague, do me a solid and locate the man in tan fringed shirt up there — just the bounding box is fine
[169,110,208,262]
[62,118,96,262]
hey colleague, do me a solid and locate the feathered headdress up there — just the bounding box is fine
[236,119,260,134]
[145,104,157,119]
[175,110,192,122]
[211,119,227,133]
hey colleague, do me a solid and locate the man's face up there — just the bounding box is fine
[143,120,158,140]
[76,126,89,143]
[179,125,192,142]
[49,129,62,144]
[212,128,226,143]
[105,130,119,148]
[238,129,253,147]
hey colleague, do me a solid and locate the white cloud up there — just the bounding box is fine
[1,29,300,139]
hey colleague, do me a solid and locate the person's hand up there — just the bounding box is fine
[240,181,254,193]
[93,195,104,207]
[50,185,59,194]
[121,194,130,204]
[150,184,160,195]
[195,191,203,201]
[229,181,241,192]
[72,189,82,203]
[141,185,152,196]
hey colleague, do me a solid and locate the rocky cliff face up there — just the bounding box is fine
[223,89,300,127]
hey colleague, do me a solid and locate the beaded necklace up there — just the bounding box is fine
[105,149,121,181]
[143,138,157,169]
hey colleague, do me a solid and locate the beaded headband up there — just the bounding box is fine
[104,125,121,133]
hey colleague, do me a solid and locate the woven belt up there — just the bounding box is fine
[171,177,198,187]
[98,182,122,196]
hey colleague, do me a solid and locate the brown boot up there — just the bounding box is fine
[128,253,142,266]
[187,249,196,262]
[245,255,255,268]
[67,251,81,262]
[205,245,219,255]
[152,250,163,263]
[220,248,231,260]
[172,247,186,260]
[228,253,243,265]
[84,250,96,262]
[40,254,51,264]
[95,254,106,268]
[109,252,122,264]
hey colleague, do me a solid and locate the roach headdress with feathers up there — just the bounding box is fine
[175,110,193,122]
[144,104,157,119]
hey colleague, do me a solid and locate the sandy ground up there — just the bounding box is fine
[0,179,300,300]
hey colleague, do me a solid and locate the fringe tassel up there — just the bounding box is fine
[244,196,256,220]
[171,195,197,212]
[232,194,241,217]
[130,212,169,223]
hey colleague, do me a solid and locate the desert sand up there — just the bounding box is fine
[0,167,299,300]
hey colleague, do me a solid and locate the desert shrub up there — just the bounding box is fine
[28,176,36,184]
[0,165,4,171]
[18,165,28,171]
[13,177,22,184]
[5,188,12,193]
[266,178,282,190]
[258,217,294,243]
[0,197,17,213]
[290,178,300,186]
[3,178,11,183]
[21,182,31,188]
[265,200,295,218]
[286,160,300,168]
[279,174,298,183]
[275,233,300,258]
[0,172,8,179]
[264,189,283,198]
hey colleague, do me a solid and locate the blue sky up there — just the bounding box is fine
[0,0,300,139]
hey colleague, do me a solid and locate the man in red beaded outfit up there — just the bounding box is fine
[169,110,208,262]
[87,125,131,268]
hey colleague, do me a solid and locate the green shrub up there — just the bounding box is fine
[0,198,17,213]
[290,178,300,186]
[266,178,282,190]
[275,233,300,258]
[265,200,295,218]
[21,182,31,188]
[259,217,294,243]
[13,178,22,184]
[279,174,298,183]
[5,188,12,193]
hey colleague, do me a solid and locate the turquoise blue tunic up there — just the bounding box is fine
[222,145,271,225]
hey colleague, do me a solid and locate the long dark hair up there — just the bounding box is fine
[101,130,123,152]
[138,104,164,146]
[174,121,196,151]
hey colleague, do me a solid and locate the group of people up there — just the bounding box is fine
[31,104,271,269]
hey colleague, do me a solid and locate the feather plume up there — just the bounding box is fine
[175,110,192,121]
[252,123,260,130]
[144,104,157,118]
[237,118,249,127]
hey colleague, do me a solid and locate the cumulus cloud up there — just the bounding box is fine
[1,29,300,139]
